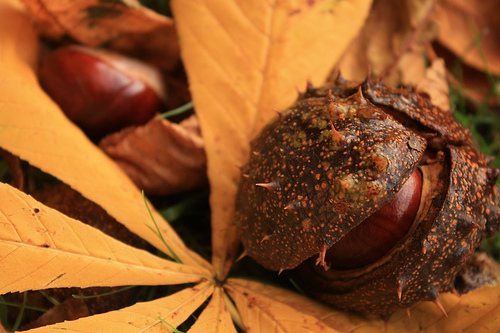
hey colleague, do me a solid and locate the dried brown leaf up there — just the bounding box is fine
[434,0,500,75]
[432,42,498,107]
[99,115,207,196]
[339,0,437,86]
[20,0,179,69]
[416,58,450,111]
[22,298,90,330]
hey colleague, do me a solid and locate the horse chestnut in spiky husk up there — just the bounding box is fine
[234,76,500,317]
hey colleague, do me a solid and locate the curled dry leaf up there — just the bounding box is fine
[416,58,450,111]
[433,0,500,75]
[20,0,179,69]
[99,114,208,196]
[171,0,374,279]
[338,0,438,86]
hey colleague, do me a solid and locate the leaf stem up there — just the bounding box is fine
[12,292,27,331]
[0,297,47,313]
[72,285,136,299]
[157,317,185,333]
[223,291,244,331]
[39,290,60,306]
[142,191,183,264]
[155,101,194,120]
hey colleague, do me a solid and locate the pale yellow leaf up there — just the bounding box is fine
[0,182,211,294]
[188,287,237,333]
[226,278,385,333]
[26,282,214,333]
[385,271,500,332]
[228,274,500,332]
[0,0,210,271]
[171,0,373,279]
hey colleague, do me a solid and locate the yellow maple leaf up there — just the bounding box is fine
[0,182,211,294]
[26,282,214,332]
[187,287,237,333]
[170,0,374,280]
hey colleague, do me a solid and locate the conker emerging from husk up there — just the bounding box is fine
[326,168,422,270]
[234,77,500,317]
[39,45,167,137]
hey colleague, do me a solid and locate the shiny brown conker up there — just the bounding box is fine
[325,168,422,269]
[39,45,167,137]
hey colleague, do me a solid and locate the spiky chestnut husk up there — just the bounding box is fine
[234,76,500,317]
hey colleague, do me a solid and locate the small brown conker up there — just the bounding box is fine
[39,45,167,137]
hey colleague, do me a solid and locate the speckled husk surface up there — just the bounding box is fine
[234,77,500,316]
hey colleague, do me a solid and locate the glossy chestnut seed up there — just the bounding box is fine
[39,45,166,137]
[325,168,422,269]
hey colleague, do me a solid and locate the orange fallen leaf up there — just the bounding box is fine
[31,183,148,249]
[227,275,500,333]
[99,114,207,196]
[226,278,384,333]
[386,269,500,332]
[0,182,211,294]
[20,0,179,69]
[26,282,214,332]
[187,287,237,333]
[171,0,374,280]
